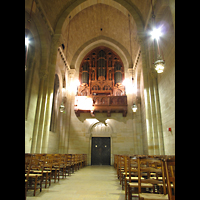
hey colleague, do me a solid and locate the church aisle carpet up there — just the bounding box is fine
[26,165,127,200]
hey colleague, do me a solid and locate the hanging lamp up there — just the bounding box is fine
[150,0,165,73]
[132,103,137,112]
[154,55,165,73]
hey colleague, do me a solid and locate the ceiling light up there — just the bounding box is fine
[150,28,162,40]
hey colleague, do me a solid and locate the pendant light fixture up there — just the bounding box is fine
[150,0,165,73]
[154,55,165,73]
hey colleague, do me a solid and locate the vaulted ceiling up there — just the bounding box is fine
[25,0,174,70]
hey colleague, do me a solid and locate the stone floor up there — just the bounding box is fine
[26,165,134,200]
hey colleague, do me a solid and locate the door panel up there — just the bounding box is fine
[91,137,110,165]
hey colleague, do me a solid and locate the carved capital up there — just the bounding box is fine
[68,69,76,79]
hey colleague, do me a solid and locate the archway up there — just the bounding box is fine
[54,0,144,36]
[87,121,114,165]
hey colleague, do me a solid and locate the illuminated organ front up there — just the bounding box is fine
[74,46,127,117]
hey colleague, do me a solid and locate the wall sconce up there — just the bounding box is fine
[132,103,137,112]
[60,101,65,113]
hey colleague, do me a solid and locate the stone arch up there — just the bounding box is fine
[25,10,50,71]
[87,121,115,138]
[54,0,144,35]
[71,35,132,72]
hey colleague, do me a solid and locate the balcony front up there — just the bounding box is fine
[74,95,127,117]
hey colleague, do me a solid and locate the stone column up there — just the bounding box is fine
[151,71,165,155]
[41,34,64,153]
[25,56,35,120]
[31,69,48,153]
[149,73,159,155]
[35,70,48,153]
[65,69,76,153]
[136,97,143,154]
[139,35,154,155]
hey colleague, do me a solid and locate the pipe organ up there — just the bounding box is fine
[74,46,127,117]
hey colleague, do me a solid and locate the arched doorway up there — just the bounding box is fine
[89,122,113,165]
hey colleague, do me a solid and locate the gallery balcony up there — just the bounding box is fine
[74,95,127,117]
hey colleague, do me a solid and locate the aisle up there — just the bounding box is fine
[26,166,125,200]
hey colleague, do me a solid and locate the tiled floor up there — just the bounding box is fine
[26,165,129,200]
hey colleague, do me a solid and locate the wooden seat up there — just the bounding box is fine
[119,155,125,186]
[114,154,118,169]
[122,155,130,190]
[164,157,175,200]
[116,155,121,180]
[127,155,142,200]
[82,154,87,167]
[51,154,60,183]
[71,154,76,173]
[25,153,87,198]
[138,157,168,200]
[25,154,32,200]
[42,154,53,188]
[25,154,45,196]
[59,154,67,179]
[127,155,167,200]
[139,193,168,200]
[65,154,72,176]
[75,154,81,170]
